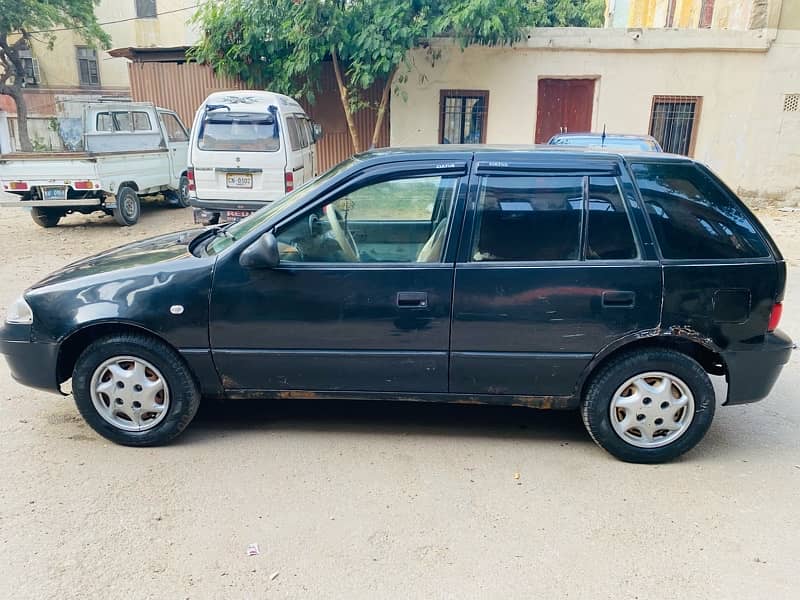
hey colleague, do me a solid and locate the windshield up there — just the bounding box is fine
[552,135,658,151]
[198,111,280,152]
[205,158,360,255]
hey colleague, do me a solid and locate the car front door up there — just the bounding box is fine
[449,156,662,398]
[159,111,190,186]
[209,160,468,394]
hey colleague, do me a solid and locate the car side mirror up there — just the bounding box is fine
[312,122,323,141]
[239,231,280,269]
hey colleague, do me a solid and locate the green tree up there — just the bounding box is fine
[0,0,110,152]
[192,0,604,154]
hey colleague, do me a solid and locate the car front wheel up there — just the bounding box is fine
[581,348,716,463]
[72,333,200,446]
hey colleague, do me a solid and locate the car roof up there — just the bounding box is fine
[549,132,659,141]
[203,90,305,113]
[354,144,693,164]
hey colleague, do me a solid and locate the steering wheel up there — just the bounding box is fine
[324,204,359,261]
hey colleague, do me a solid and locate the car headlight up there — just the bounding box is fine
[6,296,33,324]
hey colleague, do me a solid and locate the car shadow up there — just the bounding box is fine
[55,201,187,228]
[183,397,591,445]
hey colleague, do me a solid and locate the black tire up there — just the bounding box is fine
[177,175,191,208]
[72,333,200,446]
[581,348,716,464]
[31,207,62,228]
[113,186,140,226]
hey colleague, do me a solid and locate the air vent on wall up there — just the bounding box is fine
[784,93,800,112]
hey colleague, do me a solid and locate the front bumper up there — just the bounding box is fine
[724,330,793,405]
[0,323,60,393]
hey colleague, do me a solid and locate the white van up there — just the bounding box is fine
[187,90,321,224]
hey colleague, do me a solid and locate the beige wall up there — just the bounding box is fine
[391,28,800,202]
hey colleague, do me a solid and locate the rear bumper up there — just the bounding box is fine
[0,323,60,393]
[0,198,102,208]
[723,330,793,405]
[189,197,271,212]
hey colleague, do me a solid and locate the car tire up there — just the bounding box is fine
[31,207,62,228]
[177,175,191,208]
[113,186,140,226]
[581,348,715,464]
[72,333,200,446]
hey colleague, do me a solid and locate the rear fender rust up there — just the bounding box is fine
[574,325,723,398]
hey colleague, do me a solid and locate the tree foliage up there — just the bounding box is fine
[0,0,110,152]
[191,0,605,152]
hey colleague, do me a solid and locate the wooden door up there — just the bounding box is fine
[535,79,595,143]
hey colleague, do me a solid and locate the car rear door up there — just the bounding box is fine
[209,158,470,394]
[449,153,662,397]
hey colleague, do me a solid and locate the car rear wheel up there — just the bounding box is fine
[581,348,715,463]
[72,333,200,446]
[31,208,62,228]
[112,186,140,226]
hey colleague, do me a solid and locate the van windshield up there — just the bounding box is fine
[198,111,280,152]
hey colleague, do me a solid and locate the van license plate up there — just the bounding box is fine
[226,173,253,189]
[225,210,251,220]
[42,186,67,201]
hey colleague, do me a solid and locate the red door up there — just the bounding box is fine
[535,79,595,143]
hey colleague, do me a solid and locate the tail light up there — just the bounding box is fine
[768,302,783,332]
[284,171,294,193]
[187,167,196,192]
[73,180,93,190]
[8,181,28,190]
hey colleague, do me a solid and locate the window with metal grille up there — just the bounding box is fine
[699,0,715,28]
[135,0,157,18]
[649,96,701,156]
[439,90,488,144]
[76,47,100,86]
[784,94,800,112]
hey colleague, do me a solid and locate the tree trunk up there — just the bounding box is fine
[331,47,361,154]
[370,67,396,149]
[8,86,32,152]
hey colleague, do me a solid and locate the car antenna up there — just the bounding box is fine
[601,124,607,148]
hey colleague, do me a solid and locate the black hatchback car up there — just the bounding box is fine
[0,147,791,462]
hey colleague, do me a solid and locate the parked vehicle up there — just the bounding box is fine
[0,147,791,462]
[187,90,322,225]
[548,132,663,152]
[0,102,191,227]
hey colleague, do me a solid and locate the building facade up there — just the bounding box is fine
[0,0,198,151]
[391,0,800,203]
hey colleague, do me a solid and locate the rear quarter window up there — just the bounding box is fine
[631,162,769,260]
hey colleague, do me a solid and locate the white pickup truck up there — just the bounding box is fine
[0,102,190,227]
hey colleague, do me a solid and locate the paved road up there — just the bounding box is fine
[1,202,798,599]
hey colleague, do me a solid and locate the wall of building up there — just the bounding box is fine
[390,27,800,202]
[10,0,198,93]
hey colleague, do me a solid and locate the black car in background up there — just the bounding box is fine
[548,132,663,152]
[0,147,791,463]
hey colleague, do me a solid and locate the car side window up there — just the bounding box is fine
[632,162,769,259]
[276,175,458,264]
[285,116,301,151]
[472,175,583,261]
[296,116,310,148]
[586,176,638,260]
[160,112,188,142]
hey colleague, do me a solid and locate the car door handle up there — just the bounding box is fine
[396,291,428,308]
[602,290,636,308]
